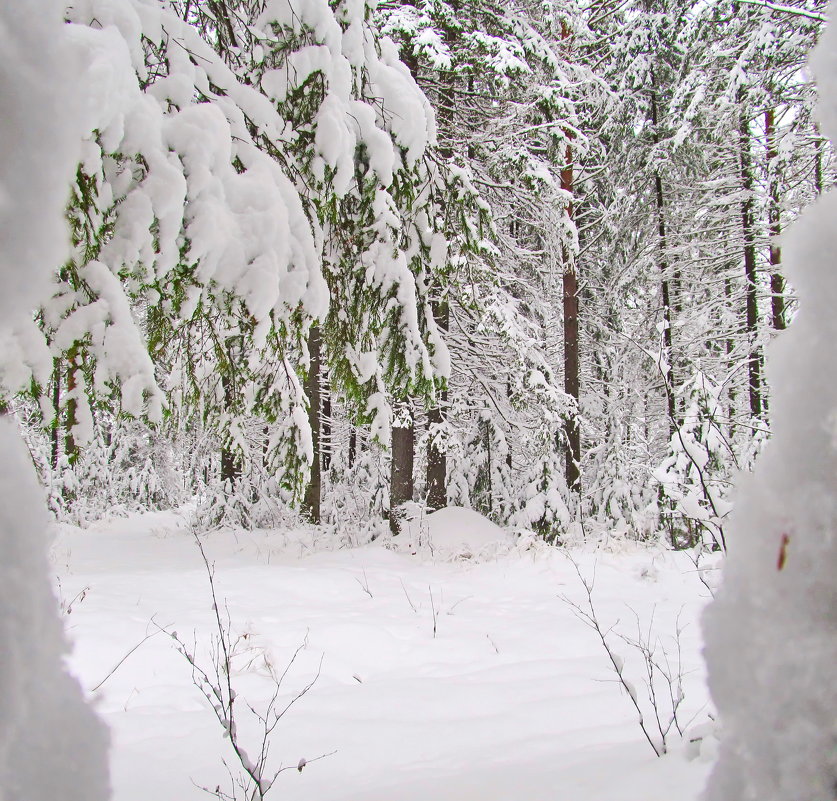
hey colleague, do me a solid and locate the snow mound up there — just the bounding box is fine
[403,506,511,558]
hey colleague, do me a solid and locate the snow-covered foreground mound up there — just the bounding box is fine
[53,510,715,801]
[401,505,511,556]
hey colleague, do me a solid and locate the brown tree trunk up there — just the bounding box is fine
[64,342,79,465]
[322,371,331,473]
[426,300,449,510]
[51,357,61,469]
[766,108,785,332]
[650,71,677,429]
[739,105,762,419]
[815,135,823,195]
[561,136,581,494]
[560,23,581,495]
[220,368,241,486]
[348,426,357,468]
[302,325,322,523]
[390,416,414,535]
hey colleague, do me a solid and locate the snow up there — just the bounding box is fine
[702,7,837,800]
[0,1,110,796]
[52,508,714,801]
[401,505,511,556]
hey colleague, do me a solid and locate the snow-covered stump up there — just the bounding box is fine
[702,10,837,801]
[0,1,109,797]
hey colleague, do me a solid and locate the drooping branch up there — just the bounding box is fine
[736,0,826,21]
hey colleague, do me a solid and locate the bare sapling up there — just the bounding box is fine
[561,558,704,756]
[164,527,333,800]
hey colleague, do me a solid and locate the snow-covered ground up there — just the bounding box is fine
[52,508,716,800]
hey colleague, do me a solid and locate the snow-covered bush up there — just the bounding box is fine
[655,371,734,550]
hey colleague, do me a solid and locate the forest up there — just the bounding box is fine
[1,0,835,800]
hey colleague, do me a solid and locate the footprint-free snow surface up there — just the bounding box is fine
[52,509,716,800]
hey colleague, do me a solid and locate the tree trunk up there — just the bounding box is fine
[220,370,241,486]
[390,417,414,535]
[322,371,331,473]
[815,135,823,195]
[739,105,762,418]
[302,325,322,523]
[650,70,677,429]
[51,358,61,469]
[561,134,581,494]
[426,299,449,510]
[560,22,581,495]
[766,108,785,332]
[348,426,357,468]
[65,342,79,465]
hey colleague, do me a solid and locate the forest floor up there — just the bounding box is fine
[52,507,718,801]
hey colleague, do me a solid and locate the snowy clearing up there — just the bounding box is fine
[54,510,715,800]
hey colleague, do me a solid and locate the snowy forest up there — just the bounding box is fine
[1,0,835,799]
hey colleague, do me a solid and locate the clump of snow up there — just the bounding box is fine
[0,1,110,797]
[401,505,512,558]
[0,424,110,798]
[702,9,837,801]
[0,4,77,320]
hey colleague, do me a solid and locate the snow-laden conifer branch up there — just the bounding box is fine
[736,0,827,21]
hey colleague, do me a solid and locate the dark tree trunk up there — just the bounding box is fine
[724,276,737,435]
[766,109,785,332]
[348,426,357,468]
[650,71,677,429]
[390,418,414,535]
[51,358,60,469]
[739,105,762,419]
[426,300,449,511]
[561,133,581,494]
[560,24,581,495]
[220,369,241,486]
[322,371,331,473]
[64,342,79,465]
[303,325,322,523]
[815,136,823,195]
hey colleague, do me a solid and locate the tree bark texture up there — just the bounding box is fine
[739,106,763,418]
[765,108,785,331]
[51,357,60,469]
[65,342,79,465]
[650,72,678,429]
[322,372,332,473]
[303,325,322,524]
[426,299,449,510]
[390,421,414,535]
[560,23,581,495]
[561,135,581,494]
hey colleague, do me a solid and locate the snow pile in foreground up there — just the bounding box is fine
[0,424,109,798]
[0,1,109,798]
[702,10,837,800]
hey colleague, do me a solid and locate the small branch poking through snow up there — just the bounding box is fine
[429,586,438,638]
[560,557,693,757]
[356,569,373,598]
[90,621,165,693]
[162,523,333,800]
[400,578,418,613]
